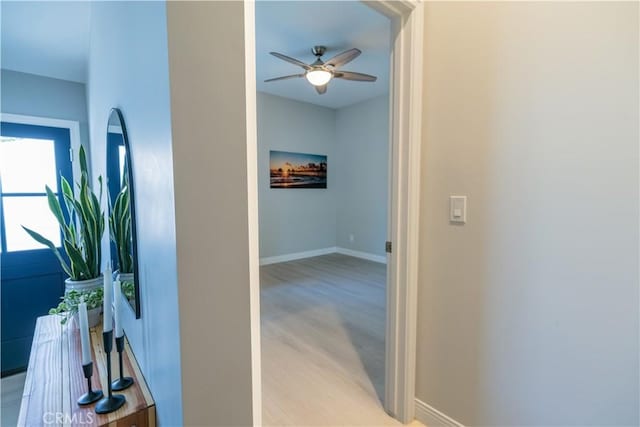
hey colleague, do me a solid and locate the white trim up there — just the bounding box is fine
[365,0,424,423]
[0,113,83,183]
[335,247,387,264]
[259,247,337,266]
[415,399,464,427]
[363,0,415,17]
[259,247,387,266]
[244,0,262,425]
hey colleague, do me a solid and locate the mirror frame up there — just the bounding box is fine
[107,108,141,318]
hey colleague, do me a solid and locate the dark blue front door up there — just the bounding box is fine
[0,122,74,375]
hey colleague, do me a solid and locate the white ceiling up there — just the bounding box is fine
[1,1,90,83]
[0,1,390,107]
[256,1,390,109]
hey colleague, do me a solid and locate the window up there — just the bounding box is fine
[0,123,73,253]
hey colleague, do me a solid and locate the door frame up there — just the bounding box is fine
[243,0,424,423]
[367,1,424,423]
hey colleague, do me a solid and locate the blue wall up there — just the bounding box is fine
[257,92,389,259]
[1,69,90,152]
[87,2,183,424]
[257,92,338,258]
[335,95,389,256]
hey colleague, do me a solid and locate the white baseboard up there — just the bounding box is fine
[259,246,387,265]
[259,247,337,266]
[415,398,464,427]
[335,247,387,264]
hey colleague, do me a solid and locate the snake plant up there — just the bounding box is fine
[22,145,105,281]
[109,175,133,275]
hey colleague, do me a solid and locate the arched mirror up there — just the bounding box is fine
[106,108,140,318]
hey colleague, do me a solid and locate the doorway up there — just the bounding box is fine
[245,0,424,424]
[254,1,395,425]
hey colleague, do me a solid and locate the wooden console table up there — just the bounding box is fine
[18,315,155,426]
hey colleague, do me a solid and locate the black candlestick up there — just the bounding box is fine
[77,361,103,405]
[95,330,126,414]
[111,335,134,391]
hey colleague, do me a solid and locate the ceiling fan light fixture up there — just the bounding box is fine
[266,47,376,94]
[305,69,332,86]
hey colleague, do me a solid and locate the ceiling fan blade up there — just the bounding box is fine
[264,74,304,83]
[315,84,327,95]
[324,48,361,68]
[270,52,311,70]
[334,71,377,82]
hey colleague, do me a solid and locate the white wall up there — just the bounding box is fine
[417,2,639,426]
[87,2,183,425]
[166,2,257,425]
[257,92,389,259]
[1,69,90,151]
[335,95,388,256]
[257,92,337,258]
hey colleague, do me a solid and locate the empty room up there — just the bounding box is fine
[255,1,397,425]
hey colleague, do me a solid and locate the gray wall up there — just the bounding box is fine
[167,2,257,425]
[335,95,388,256]
[1,69,90,151]
[257,92,388,258]
[87,2,183,425]
[417,2,639,426]
[257,92,338,258]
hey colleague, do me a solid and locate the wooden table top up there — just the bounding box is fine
[17,315,155,427]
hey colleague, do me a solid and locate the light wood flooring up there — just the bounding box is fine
[1,254,425,427]
[1,371,26,427]
[261,253,414,427]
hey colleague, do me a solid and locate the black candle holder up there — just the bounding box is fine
[111,335,134,391]
[77,361,103,405]
[95,330,126,414]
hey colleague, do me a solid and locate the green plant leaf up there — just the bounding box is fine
[79,174,98,275]
[63,240,91,279]
[97,175,104,209]
[22,226,73,277]
[79,145,89,176]
[110,183,133,273]
[61,176,76,222]
[49,287,104,324]
[22,143,105,282]
[67,221,77,250]
[45,186,67,233]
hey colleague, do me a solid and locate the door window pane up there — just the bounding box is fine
[0,137,58,193]
[3,196,61,251]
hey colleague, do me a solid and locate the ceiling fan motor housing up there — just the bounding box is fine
[312,45,327,58]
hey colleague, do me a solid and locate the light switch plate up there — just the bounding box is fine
[450,195,467,223]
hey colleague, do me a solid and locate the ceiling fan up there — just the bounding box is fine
[265,45,377,95]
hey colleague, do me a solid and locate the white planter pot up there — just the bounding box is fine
[117,272,134,283]
[65,275,103,294]
[59,276,104,329]
[87,306,102,328]
[71,306,102,329]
